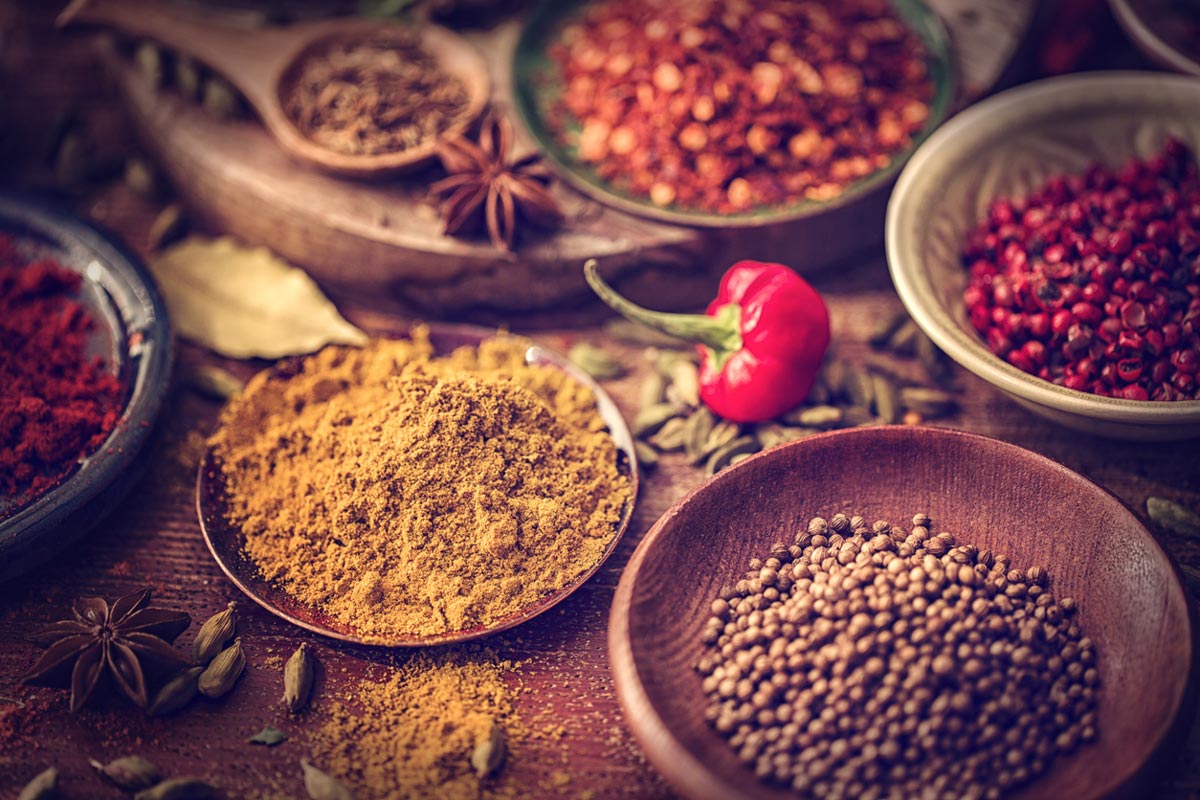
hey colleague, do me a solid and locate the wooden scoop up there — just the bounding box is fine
[59,0,490,178]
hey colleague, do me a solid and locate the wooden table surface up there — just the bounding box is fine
[2,3,1200,799]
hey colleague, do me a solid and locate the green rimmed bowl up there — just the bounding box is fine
[512,0,955,228]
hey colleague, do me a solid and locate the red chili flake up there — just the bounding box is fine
[0,235,125,502]
[960,138,1200,401]
[543,0,934,214]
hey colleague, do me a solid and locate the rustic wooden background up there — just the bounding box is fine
[2,2,1199,799]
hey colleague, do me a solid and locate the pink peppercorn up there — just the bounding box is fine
[960,137,1200,401]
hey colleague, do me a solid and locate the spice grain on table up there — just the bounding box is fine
[2,1,1200,800]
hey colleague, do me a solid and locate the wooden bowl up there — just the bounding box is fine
[886,72,1200,440]
[610,426,1195,800]
[198,323,638,647]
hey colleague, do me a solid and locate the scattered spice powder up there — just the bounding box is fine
[209,328,632,639]
[282,30,470,156]
[0,236,124,503]
[545,0,933,212]
[309,649,525,800]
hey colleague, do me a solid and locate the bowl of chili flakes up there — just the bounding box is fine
[513,0,955,227]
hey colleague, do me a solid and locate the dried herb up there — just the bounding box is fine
[429,112,563,251]
[1147,497,1200,538]
[301,759,355,800]
[90,755,162,791]
[150,237,367,359]
[248,726,288,747]
[283,30,469,156]
[23,589,192,712]
[283,643,316,713]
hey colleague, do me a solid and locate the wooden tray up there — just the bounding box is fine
[102,3,1036,320]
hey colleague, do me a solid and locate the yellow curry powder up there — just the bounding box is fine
[209,328,631,639]
[309,649,524,800]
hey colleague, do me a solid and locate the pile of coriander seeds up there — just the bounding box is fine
[696,513,1098,800]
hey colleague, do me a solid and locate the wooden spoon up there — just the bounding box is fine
[58,0,490,178]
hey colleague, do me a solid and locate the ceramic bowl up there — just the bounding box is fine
[512,0,955,228]
[1109,0,1200,77]
[610,426,1195,800]
[198,323,638,646]
[886,72,1200,440]
[0,193,173,581]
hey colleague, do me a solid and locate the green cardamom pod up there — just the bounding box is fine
[683,407,716,462]
[133,777,222,800]
[633,441,658,470]
[17,766,57,800]
[820,360,847,400]
[134,41,163,90]
[870,373,901,424]
[174,57,201,101]
[148,666,203,717]
[789,405,843,429]
[648,417,688,452]
[193,601,237,665]
[755,424,815,450]
[301,759,355,800]
[283,643,316,713]
[888,319,920,356]
[899,386,956,419]
[805,376,830,406]
[633,403,681,437]
[868,310,909,349]
[198,637,245,699]
[667,360,701,408]
[845,366,875,410]
[637,372,666,411]
[705,435,759,477]
[696,420,740,464]
[201,77,238,120]
[1147,497,1200,538]
[567,342,626,381]
[90,755,162,791]
[470,719,506,778]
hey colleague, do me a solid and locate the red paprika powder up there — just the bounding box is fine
[0,234,124,502]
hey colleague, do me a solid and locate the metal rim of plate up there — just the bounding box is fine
[0,192,174,582]
[511,0,958,229]
[196,323,639,647]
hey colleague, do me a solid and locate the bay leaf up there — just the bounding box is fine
[150,237,367,359]
[248,726,288,747]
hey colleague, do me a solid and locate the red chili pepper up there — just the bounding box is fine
[584,259,830,423]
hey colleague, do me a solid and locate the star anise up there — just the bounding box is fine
[23,588,192,712]
[429,111,564,251]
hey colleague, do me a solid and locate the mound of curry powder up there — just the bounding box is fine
[208,328,631,640]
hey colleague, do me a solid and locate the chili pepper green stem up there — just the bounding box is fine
[584,260,743,361]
